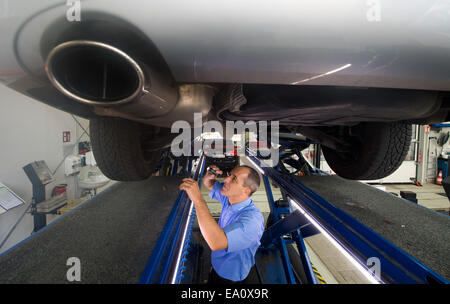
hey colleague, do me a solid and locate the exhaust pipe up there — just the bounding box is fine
[45,40,215,127]
[45,40,204,127]
[45,40,148,105]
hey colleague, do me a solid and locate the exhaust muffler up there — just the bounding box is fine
[45,40,208,126]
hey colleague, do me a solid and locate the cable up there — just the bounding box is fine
[0,203,32,251]
[71,115,90,137]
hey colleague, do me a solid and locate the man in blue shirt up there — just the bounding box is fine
[179,164,264,283]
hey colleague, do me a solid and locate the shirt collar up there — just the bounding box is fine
[229,197,253,212]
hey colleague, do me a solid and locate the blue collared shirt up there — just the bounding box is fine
[209,181,265,281]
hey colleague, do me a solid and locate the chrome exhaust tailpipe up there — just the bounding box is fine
[45,40,147,105]
[45,40,191,126]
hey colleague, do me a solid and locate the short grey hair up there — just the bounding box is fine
[241,165,261,196]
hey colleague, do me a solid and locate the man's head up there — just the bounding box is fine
[221,165,261,203]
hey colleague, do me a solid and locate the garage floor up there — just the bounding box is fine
[370,182,450,215]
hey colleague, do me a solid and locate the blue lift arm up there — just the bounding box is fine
[246,148,449,284]
[139,153,206,284]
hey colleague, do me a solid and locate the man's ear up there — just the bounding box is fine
[244,187,252,197]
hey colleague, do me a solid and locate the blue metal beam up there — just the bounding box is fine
[139,154,205,284]
[262,175,312,284]
[291,229,318,284]
[171,159,179,176]
[260,210,309,246]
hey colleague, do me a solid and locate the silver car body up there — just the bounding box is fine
[1,0,450,91]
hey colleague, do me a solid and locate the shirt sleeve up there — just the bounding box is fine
[209,181,227,207]
[223,211,264,253]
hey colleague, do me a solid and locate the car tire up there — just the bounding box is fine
[90,117,164,181]
[322,122,412,180]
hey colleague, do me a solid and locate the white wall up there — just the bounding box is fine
[0,84,89,254]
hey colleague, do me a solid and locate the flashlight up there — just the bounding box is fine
[207,166,220,177]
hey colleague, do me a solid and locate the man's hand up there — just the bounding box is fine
[180,177,228,252]
[179,178,205,204]
[203,165,223,190]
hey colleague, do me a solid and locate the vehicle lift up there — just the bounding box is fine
[245,150,449,284]
[0,143,448,284]
[139,145,449,284]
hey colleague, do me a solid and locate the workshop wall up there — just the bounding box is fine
[0,85,89,255]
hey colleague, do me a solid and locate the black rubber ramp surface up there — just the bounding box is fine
[0,176,183,283]
[297,175,450,281]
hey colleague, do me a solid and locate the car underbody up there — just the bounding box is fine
[2,1,450,181]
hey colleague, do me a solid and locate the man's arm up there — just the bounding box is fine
[180,178,228,251]
[203,165,223,190]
